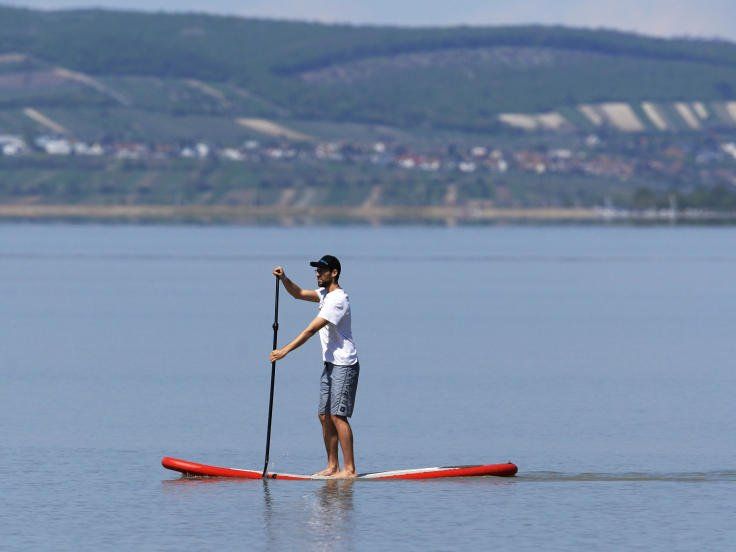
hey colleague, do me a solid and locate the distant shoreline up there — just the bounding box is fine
[2,204,736,225]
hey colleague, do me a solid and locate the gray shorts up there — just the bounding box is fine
[319,362,360,418]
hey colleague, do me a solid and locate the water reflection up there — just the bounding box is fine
[311,479,355,529]
[262,480,276,549]
[161,476,240,494]
[263,479,355,550]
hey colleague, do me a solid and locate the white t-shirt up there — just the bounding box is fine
[316,287,358,366]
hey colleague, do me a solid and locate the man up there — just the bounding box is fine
[270,255,360,479]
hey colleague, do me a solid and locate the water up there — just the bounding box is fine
[2,224,734,550]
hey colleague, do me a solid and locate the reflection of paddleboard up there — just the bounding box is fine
[162,456,518,480]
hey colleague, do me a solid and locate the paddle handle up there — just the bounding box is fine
[262,276,280,478]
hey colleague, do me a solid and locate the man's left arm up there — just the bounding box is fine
[270,316,329,362]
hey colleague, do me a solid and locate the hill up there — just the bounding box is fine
[1,5,736,137]
[1,6,736,218]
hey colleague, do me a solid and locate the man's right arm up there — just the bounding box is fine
[273,266,319,302]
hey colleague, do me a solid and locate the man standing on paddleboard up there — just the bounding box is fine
[270,255,360,478]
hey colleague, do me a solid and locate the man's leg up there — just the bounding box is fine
[314,363,339,476]
[331,415,356,478]
[314,414,340,476]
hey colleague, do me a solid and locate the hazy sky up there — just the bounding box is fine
[6,0,736,41]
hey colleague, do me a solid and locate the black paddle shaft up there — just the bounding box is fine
[262,276,280,478]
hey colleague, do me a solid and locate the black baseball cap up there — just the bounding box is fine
[309,254,341,274]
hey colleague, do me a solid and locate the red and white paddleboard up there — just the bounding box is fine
[162,456,518,480]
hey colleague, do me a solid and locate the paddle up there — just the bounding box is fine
[262,275,280,478]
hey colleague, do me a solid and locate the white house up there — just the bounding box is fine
[722,142,736,160]
[220,148,244,161]
[43,139,72,155]
[74,142,105,156]
[195,142,210,158]
[0,135,27,156]
[458,161,477,173]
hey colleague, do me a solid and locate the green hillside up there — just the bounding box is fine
[2,5,736,216]
[1,5,736,135]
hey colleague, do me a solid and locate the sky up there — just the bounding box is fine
[5,0,736,42]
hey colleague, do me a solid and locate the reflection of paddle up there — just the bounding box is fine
[262,276,280,478]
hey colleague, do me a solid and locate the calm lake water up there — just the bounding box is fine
[2,224,735,550]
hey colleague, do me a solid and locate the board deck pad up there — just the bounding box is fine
[162,456,518,480]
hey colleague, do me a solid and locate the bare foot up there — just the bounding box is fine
[329,469,357,479]
[313,466,339,477]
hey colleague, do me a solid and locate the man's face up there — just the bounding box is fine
[316,267,336,287]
